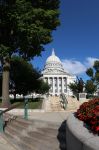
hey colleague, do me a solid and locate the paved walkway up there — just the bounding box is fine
[29,111,75,123]
[0,134,16,150]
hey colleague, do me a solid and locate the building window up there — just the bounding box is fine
[55,84,57,87]
[49,84,52,87]
[49,89,53,93]
[60,89,62,92]
[55,89,57,93]
[64,89,67,93]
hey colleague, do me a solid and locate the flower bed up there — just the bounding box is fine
[75,98,99,135]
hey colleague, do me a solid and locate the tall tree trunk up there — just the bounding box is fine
[2,57,11,107]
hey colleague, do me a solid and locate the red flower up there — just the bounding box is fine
[95,126,99,131]
[76,98,99,134]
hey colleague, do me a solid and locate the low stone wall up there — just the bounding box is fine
[66,113,99,150]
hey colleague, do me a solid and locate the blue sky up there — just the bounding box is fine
[32,0,99,81]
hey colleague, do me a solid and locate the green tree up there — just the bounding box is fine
[10,56,41,97]
[85,60,99,95]
[68,81,78,97]
[0,0,60,106]
[68,77,84,98]
[36,80,50,94]
[85,80,96,95]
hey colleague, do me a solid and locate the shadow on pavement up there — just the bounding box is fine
[57,120,67,150]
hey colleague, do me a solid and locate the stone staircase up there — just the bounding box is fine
[49,96,64,111]
[66,96,80,111]
[43,96,64,112]
[43,95,81,112]
[4,115,66,150]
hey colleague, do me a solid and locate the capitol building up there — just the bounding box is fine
[42,49,76,96]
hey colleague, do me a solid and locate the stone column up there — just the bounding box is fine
[48,77,50,85]
[65,77,67,92]
[57,77,59,95]
[53,77,55,95]
[62,77,64,93]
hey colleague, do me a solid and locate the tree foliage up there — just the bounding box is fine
[85,60,99,95]
[85,80,96,94]
[0,0,60,60]
[10,56,41,96]
[69,61,99,97]
[36,80,50,94]
[68,78,84,97]
[10,56,50,96]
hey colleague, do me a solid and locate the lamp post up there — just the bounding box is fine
[0,110,4,132]
[24,98,28,120]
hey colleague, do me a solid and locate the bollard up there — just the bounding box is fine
[0,110,4,132]
[24,99,28,120]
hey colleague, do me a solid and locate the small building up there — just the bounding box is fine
[42,49,76,96]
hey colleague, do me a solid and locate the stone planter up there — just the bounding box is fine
[66,113,99,150]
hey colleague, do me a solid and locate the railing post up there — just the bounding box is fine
[24,98,28,120]
[64,99,67,110]
[60,93,67,110]
[0,110,4,133]
[64,95,68,110]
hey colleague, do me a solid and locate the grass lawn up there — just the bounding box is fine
[0,98,43,109]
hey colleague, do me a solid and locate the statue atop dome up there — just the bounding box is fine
[52,48,55,56]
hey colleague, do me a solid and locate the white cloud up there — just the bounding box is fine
[85,57,99,67]
[61,57,99,75]
[62,59,86,75]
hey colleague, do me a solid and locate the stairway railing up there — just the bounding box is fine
[0,98,29,133]
[60,93,68,110]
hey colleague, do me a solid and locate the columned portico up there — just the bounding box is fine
[42,49,76,96]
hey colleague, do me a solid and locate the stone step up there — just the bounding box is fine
[6,120,28,131]
[48,96,64,111]
[4,116,66,150]
[6,119,65,138]
[15,117,61,129]
[24,134,60,149]
[5,130,39,150]
[22,135,66,150]
[5,126,66,150]
[29,128,66,139]
[5,125,60,150]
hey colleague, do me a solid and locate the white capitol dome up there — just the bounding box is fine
[46,49,61,64]
[44,49,64,72]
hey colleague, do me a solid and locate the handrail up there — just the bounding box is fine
[0,102,22,115]
[0,98,29,133]
[60,93,68,110]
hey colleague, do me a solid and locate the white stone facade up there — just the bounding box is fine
[42,49,76,96]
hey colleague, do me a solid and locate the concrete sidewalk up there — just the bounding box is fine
[0,134,16,150]
[28,110,75,123]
